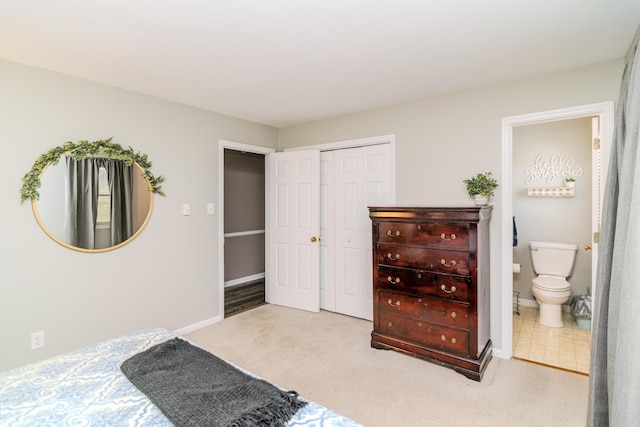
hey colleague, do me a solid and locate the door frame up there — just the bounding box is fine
[218,140,275,319]
[499,101,614,359]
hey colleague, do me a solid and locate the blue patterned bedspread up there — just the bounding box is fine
[0,328,361,426]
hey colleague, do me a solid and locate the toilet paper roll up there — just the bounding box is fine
[512,263,521,273]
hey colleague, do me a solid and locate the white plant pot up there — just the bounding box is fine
[565,182,575,188]
[473,195,489,206]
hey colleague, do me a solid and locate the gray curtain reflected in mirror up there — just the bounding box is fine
[34,158,152,252]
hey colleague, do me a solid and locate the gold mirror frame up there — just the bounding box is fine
[32,162,154,253]
[21,138,165,253]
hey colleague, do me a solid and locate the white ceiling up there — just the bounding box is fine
[1,1,639,128]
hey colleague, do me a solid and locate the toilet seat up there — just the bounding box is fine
[532,276,570,291]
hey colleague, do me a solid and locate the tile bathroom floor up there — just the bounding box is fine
[513,306,591,375]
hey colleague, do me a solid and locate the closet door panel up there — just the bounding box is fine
[319,152,335,311]
[334,144,391,320]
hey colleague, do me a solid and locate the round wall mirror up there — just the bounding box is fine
[21,139,165,253]
[33,160,153,252]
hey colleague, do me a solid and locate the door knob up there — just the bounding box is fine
[310,236,318,242]
[585,245,592,251]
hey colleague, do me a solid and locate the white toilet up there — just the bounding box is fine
[529,241,578,327]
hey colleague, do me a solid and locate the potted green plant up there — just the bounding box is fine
[463,172,498,205]
[565,177,576,188]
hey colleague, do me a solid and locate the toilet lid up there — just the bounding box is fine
[532,276,570,291]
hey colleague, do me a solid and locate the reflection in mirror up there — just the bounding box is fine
[33,158,153,252]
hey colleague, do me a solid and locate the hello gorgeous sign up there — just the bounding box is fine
[524,152,584,185]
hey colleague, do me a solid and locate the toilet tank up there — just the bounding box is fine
[529,241,578,277]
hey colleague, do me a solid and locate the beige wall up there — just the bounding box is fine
[278,59,624,355]
[0,55,626,371]
[0,59,278,371]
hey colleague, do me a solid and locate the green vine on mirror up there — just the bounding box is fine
[20,137,166,203]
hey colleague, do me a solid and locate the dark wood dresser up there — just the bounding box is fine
[369,206,492,381]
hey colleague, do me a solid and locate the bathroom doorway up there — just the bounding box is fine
[501,102,614,373]
[511,117,593,373]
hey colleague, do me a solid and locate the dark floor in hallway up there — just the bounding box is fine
[224,279,266,318]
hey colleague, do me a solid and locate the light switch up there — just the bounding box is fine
[207,203,214,215]
[182,204,191,216]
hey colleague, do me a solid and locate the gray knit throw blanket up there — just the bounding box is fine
[121,338,307,427]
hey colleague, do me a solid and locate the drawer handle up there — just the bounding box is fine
[451,311,457,318]
[387,230,401,237]
[441,335,457,344]
[387,276,401,285]
[387,253,401,260]
[387,298,400,307]
[440,259,457,267]
[440,284,457,294]
[440,233,457,240]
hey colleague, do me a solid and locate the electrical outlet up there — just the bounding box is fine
[31,331,45,350]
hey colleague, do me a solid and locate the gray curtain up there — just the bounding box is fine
[587,37,640,425]
[106,159,134,246]
[65,156,99,249]
[65,157,134,249]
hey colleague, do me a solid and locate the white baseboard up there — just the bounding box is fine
[519,298,538,307]
[174,314,223,336]
[492,348,508,360]
[517,298,571,312]
[224,273,265,288]
[175,273,266,335]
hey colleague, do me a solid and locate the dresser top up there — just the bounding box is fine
[368,206,492,222]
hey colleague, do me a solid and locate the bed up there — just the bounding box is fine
[0,328,361,426]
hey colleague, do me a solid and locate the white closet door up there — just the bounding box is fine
[267,150,321,313]
[320,151,335,311]
[333,144,391,320]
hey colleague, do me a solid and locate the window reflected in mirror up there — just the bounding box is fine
[96,165,112,225]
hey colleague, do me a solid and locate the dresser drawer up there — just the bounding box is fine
[377,311,470,356]
[378,289,470,329]
[377,243,470,275]
[377,221,469,250]
[376,266,470,301]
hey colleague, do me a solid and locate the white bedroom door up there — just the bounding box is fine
[267,150,321,313]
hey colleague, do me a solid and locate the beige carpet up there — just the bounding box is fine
[185,304,588,427]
